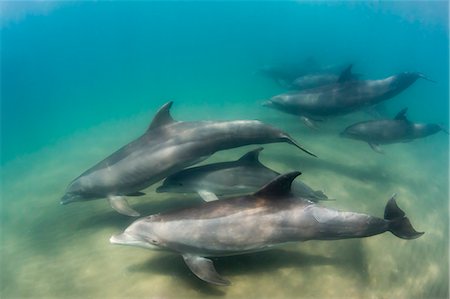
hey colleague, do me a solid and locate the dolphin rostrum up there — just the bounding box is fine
[61,102,316,216]
[340,108,449,153]
[156,147,329,202]
[264,66,433,129]
[110,171,423,285]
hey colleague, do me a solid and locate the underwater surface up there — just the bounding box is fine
[1,1,449,298]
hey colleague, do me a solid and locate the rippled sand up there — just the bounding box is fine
[1,107,448,299]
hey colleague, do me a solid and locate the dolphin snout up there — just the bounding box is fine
[60,193,78,205]
[110,233,136,245]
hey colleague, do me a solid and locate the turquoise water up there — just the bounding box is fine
[1,2,448,298]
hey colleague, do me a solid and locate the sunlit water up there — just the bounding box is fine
[1,2,448,298]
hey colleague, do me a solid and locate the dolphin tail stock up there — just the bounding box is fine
[384,194,424,240]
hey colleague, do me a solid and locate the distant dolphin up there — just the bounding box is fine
[290,64,361,90]
[263,66,433,129]
[156,147,329,202]
[110,171,423,286]
[340,108,449,153]
[61,102,316,216]
[257,57,342,88]
[290,73,339,90]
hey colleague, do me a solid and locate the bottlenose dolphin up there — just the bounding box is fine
[61,102,316,216]
[110,171,423,286]
[341,108,449,153]
[263,66,433,128]
[290,64,361,90]
[156,147,329,202]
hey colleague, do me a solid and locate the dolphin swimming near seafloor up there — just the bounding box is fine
[340,108,449,153]
[60,102,316,216]
[263,66,433,129]
[156,147,329,202]
[110,171,423,286]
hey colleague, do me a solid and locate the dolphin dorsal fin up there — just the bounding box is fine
[147,101,176,132]
[337,64,354,83]
[394,108,409,121]
[237,147,264,164]
[254,171,301,198]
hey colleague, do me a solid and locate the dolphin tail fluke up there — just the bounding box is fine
[384,194,424,240]
[107,196,140,217]
[439,125,449,135]
[418,73,437,83]
[182,254,231,286]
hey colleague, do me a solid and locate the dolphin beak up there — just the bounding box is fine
[60,193,78,205]
[110,233,137,245]
[110,233,161,250]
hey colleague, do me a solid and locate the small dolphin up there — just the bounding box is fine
[110,171,423,286]
[61,102,316,216]
[156,147,329,202]
[341,108,449,153]
[290,64,361,90]
[257,57,341,88]
[290,73,340,90]
[264,66,433,129]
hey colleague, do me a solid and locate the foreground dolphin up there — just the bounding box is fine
[263,67,432,128]
[156,147,329,202]
[341,108,449,153]
[61,102,316,216]
[110,171,423,286]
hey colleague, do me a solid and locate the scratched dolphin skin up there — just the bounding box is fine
[263,67,433,129]
[110,172,423,286]
[156,147,328,202]
[341,108,449,153]
[60,102,316,216]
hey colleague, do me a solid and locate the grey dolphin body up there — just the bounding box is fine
[61,102,316,216]
[110,172,423,286]
[264,70,430,128]
[156,147,328,202]
[341,108,449,153]
[290,73,339,90]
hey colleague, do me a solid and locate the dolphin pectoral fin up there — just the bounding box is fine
[107,196,140,217]
[312,190,333,201]
[300,116,319,130]
[182,254,230,286]
[197,190,219,202]
[368,143,384,154]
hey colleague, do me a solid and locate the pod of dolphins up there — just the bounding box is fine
[61,61,449,286]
